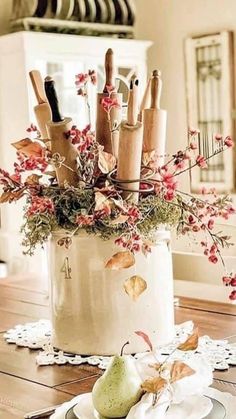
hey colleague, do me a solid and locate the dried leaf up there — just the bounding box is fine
[0,191,12,203]
[11,138,32,150]
[25,174,42,185]
[177,328,199,351]
[19,142,44,157]
[12,138,44,158]
[98,149,116,174]
[124,275,147,301]
[0,189,24,203]
[105,251,135,270]
[135,331,153,351]
[170,361,195,383]
[111,198,127,212]
[95,191,111,212]
[110,214,129,225]
[142,150,156,166]
[141,377,167,394]
[150,362,163,371]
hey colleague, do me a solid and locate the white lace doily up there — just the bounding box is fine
[4,320,236,371]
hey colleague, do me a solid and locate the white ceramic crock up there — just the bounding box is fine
[49,230,175,355]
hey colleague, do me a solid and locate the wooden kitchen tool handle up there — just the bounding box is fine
[29,70,48,104]
[151,69,162,109]
[127,79,139,126]
[140,77,151,112]
[103,48,115,92]
[44,77,64,123]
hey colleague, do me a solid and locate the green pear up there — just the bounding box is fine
[92,354,142,418]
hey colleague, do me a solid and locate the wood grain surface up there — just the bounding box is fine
[0,275,235,418]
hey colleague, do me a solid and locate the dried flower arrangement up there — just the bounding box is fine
[0,49,235,300]
[136,328,199,407]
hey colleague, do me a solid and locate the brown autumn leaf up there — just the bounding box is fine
[110,214,129,225]
[25,174,42,185]
[19,142,44,157]
[142,150,156,166]
[124,275,147,301]
[0,189,24,203]
[177,328,199,351]
[98,149,116,174]
[135,331,153,351]
[170,361,195,383]
[0,191,13,203]
[11,138,32,150]
[105,251,135,270]
[141,377,167,394]
[151,362,165,371]
[95,191,111,212]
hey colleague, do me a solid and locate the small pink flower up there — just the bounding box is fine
[127,206,141,221]
[189,141,198,150]
[26,123,38,133]
[188,127,200,137]
[164,189,175,201]
[230,277,236,287]
[75,73,89,86]
[196,155,207,168]
[27,196,54,217]
[105,84,116,94]
[188,215,195,225]
[88,70,97,85]
[229,290,236,301]
[208,219,214,230]
[174,160,185,170]
[222,276,232,286]
[208,254,218,264]
[224,136,234,148]
[215,133,223,141]
[101,96,120,113]
[210,244,217,254]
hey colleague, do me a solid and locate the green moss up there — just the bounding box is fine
[21,189,181,254]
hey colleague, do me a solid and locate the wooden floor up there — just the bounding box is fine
[0,275,236,418]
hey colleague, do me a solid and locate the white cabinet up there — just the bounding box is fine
[0,31,152,275]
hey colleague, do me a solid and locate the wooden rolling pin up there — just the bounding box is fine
[143,70,167,173]
[96,48,122,157]
[29,70,51,139]
[117,79,143,203]
[44,77,79,187]
[138,75,152,122]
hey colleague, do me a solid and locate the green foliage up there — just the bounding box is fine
[21,188,181,254]
[21,212,57,256]
[138,195,181,235]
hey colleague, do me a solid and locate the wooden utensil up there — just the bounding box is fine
[96,48,122,157]
[138,76,151,121]
[142,70,167,173]
[117,78,143,202]
[29,70,51,139]
[45,77,79,187]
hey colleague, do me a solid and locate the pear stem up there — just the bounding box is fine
[120,341,130,356]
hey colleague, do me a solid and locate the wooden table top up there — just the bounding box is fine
[0,276,236,418]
